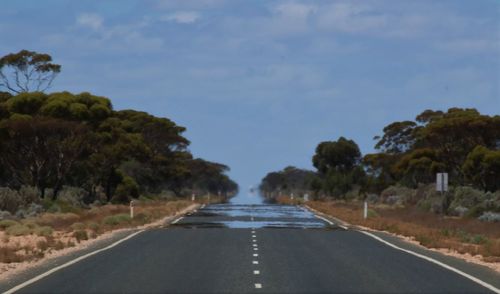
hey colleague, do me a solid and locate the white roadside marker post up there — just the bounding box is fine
[363,201,368,219]
[130,200,136,219]
[191,193,195,202]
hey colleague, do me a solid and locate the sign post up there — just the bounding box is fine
[363,201,368,219]
[436,173,448,194]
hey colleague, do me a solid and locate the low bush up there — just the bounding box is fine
[57,186,87,208]
[102,214,131,226]
[0,219,19,229]
[478,211,500,222]
[22,220,39,229]
[44,199,82,214]
[133,212,152,224]
[36,240,49,251]
[87,222,100,232]
[70,222,86,231]
[34,226,53,237]
[37,212,80,229]
[6,224,31,236]
[73,230,88,242]
[0,187,22,213]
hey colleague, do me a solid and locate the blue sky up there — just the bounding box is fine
[1,0,499,189]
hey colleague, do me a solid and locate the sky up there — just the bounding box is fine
[1,0,499,190]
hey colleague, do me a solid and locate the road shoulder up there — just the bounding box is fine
[304,204,500,292]
[0,203,200,293]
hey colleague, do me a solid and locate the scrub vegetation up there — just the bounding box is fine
[262,108,500,261]
[0,199,202,265]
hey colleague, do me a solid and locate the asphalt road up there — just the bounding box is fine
[8,204,499,293]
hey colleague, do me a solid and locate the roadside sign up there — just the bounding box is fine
[436,173,448,192]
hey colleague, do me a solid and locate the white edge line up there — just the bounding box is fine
[360,231,500,294]
[315,215,348,230]
[171,217,183,224]
[5,230,145,294]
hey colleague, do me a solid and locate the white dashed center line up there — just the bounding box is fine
[250,228,262,290]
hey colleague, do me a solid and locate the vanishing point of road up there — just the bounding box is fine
[3,201,500,293]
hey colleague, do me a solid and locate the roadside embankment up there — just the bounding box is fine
[291,198,500,272]
[0,200,200,280]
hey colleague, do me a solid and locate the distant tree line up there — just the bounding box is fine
[0,50,237,204]
[260,108,500,199]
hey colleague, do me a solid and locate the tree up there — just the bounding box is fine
[312,137,364,198]
[0,117,88,198]
[259,166,316,196]
[462,146,500,192]
[374,121,418,154]
[362,153,399,193]
[417,108,500,183]
[393,148,445,187]
[313,137,361,175]
[415,109,444,125]
[0,50,61,94]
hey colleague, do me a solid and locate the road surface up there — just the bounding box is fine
[6,204,499,293]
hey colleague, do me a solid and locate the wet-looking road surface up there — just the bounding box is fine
[173,204,336,229]
[10,202,497,294]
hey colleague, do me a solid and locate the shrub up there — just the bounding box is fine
[471,234,488,245]
[112,176,139,204]
[478,212,500,222]
[73,230,88,242]
[134,212,151,224]
[0,219,19,230]
[44,199,81,214]
[37,212,80,229]
[103,214,131,226]
[18,186,40,206]
[57,186,87,208]
[34,226,53,237]
[0,210,12,220]
[380,185,416,205]
[36,240,49,251]
[367,209,379,218]
[449,186,486,210]
[6,224,31,236]
[70,222,86,231]
[87,222,100,232]
[22,220,39,229]
[0,187,22,213]
[54,240,65,250]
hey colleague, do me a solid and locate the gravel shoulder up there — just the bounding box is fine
[0,203,199,292]
[304,204,500,291]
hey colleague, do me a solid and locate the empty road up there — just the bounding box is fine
[6,204,499,293]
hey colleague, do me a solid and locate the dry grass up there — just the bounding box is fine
[0,199,194,264]
[303,200,500,262]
